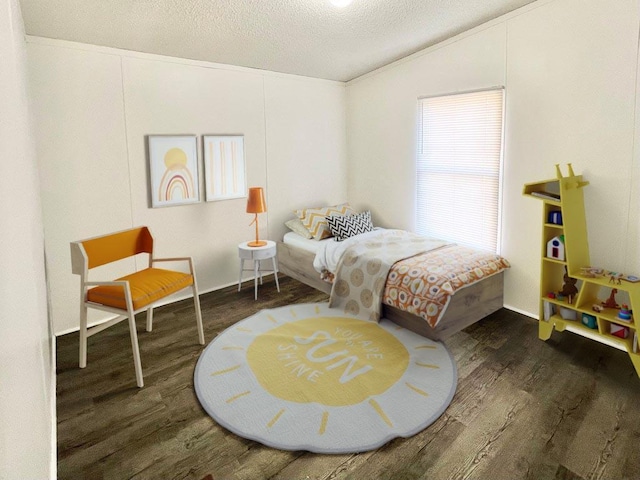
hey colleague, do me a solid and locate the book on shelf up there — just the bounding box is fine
[634,332,638,354]
[530,191,561,201]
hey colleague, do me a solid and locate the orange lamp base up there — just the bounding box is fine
[247,240,267,247]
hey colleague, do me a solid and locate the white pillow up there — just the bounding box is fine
[284,218,313,239]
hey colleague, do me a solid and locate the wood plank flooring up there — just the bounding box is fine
[56,276,640,480]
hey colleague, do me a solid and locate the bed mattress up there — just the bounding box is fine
[282,232,325,254]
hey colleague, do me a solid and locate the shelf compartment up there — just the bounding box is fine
[552,315,593,335]
[577,301,626,320]
[540,261,576,298]
[523,178,562,203]
[599,318,634,338]
[544,223,564,230]
[599,332,634,351]
[542,296,579,309]
[600,314,635,328]
[554,316,633,351]
[543,257,567,266]
[543,297,636,329]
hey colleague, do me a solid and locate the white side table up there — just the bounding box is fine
[237,240,280,300]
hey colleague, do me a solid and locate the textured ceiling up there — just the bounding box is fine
[19,0,537,82]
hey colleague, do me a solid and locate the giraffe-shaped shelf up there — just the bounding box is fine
[524,164,640,377]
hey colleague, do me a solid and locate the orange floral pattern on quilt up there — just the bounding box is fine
[382,245,510,328]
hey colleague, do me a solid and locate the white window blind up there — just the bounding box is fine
[416,88,504,253]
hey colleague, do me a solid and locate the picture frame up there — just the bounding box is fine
[202,135,246,202]
[147,135,200,208]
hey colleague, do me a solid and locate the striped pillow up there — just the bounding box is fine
[294,203,354,240]
[326,211,374,241]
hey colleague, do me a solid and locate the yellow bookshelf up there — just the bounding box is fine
[524,164,640,377]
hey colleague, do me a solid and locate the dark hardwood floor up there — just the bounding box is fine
[56,276,640,480]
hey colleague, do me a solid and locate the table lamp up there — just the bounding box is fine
[246,187,267,247]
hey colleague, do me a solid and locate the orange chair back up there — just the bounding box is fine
[81,227,154,269]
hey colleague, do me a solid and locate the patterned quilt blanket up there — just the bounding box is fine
[328,230,449,322]
[383,244,510,327]
[326,230,510,327]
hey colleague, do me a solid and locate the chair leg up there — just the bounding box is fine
[192,283,205,345]
[146,306,154,332]
[127,312,144,388]
[79,303,88,368]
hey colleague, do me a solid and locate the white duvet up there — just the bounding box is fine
[312,228,388,274]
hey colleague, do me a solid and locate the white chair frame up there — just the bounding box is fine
[71,230,205,388]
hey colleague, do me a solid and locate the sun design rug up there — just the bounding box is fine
[194,303,457,453]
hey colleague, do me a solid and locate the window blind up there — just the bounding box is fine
[416,88,504,253]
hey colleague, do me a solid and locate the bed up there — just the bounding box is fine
[277,229,508,341]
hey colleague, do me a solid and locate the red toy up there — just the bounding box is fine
[602,289,620,309]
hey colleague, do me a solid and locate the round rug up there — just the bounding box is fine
[194,302,457,453]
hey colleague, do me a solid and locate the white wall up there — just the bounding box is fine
[27,38,346,334]
[265,75,347,239]
[0,0,55,478]
[346,0,640,317]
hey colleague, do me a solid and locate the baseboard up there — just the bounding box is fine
[57,283,537,336]
[503,304,538,320]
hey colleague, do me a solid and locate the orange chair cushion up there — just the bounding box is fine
[87,268,193,311]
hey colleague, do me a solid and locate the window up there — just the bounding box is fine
[416,88,504,252]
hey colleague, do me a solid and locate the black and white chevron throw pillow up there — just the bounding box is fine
[326,211,374,241]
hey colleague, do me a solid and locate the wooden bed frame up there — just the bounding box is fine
[277,241,504,341]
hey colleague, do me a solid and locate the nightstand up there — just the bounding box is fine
[237,240,280,300]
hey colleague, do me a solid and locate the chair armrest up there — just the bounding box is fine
[84,280,129,287]
[152,257,192,264]
[82,280,134,309]
[151,257,195,274]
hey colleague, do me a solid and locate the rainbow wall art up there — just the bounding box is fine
[148,135,200,207]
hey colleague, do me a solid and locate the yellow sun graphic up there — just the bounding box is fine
[164,147,188,169]
[195,303,456,453]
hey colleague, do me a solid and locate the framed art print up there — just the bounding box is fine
[202,135,246,202]
[148,135,200,208]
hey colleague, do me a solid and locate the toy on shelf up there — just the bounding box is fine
[581,313,597,329]
[559,269,578,304]
[547,235,565,261]
[547,211,563,225]
[592,304,604,313]
[602,288,620,309]
[606,271,640,284]
[611,324,630,339]
[543,301,555,321]
[608,271,623,285]
[580,266,604,278]
[618,304,632,322]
